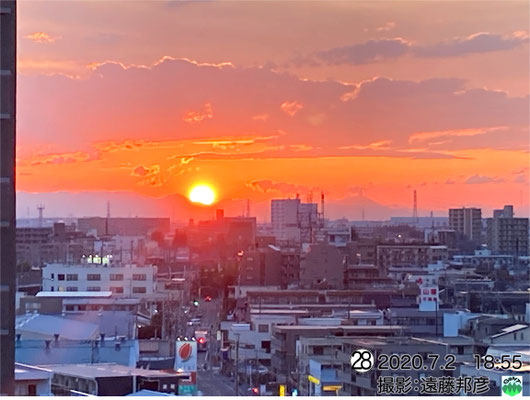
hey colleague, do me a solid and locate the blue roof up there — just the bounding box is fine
[127,390,173,396]
[15,339,139,367]
[16,314,99,341]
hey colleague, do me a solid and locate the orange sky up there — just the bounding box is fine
[16,1,529,219]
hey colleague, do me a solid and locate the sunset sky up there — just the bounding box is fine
[17,1,529,221]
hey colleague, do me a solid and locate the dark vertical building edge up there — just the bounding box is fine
[0,0,16,395]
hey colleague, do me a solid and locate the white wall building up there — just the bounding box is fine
[42,263,157,296]
[224,313,297,366]
[271,199,319,245]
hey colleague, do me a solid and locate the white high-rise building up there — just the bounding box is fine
[271,199,319,245]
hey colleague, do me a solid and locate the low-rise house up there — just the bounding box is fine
[14,363,52,396]
[39,363,187,396]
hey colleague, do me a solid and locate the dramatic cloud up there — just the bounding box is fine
[280,101,304,116]
[131,164,164,187]
[18,58,529,158]
[310,31,528,65]
[246,180,317,196]
[24,32,60,44]
[315,38,411,65]
[415,31,529,58]
[183,103,214,124]
[465,174,504,184]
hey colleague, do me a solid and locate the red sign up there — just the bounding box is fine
[179,342,193,361]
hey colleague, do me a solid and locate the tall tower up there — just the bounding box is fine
[37,204,45,227]
[105,201,111,235]
[412,190,418,223]
[0,0,17,394]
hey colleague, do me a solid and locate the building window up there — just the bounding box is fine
[110,274,124,281]
[132,287,147,294]
[87,274,101,281]
[457,346,464,355]
[66,286,78,292]
[58,274,65,281]
[313,346,324,355]
[261,341,271,353]
[110,286,124,294]
[50,273,54,280]
[28,384,37,396]
[87,286,101,292]
[258,324,269,333]
[66,274,78,281]
[132,274,147,281]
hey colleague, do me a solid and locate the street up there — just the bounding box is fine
[186,296,247,396]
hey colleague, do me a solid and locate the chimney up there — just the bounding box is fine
[216,209,224,221]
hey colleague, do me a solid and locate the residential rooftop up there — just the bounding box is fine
[37,363,183,379]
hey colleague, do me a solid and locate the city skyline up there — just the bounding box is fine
[17,1,530,219]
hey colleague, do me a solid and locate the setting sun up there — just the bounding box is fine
[189,184,216,205]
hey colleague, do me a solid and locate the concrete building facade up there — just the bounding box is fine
[486,205,529,256]
[271,199,319,245]
[300,243,345,289]
[449,207,482,242]
[42,263,157,296]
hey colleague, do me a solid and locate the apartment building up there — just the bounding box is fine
[486,205,529,256]
[377,244,448,272]
[449,207,482,242]
[42,263,157,296]
[271,325,406,382]
[296,337,343,395]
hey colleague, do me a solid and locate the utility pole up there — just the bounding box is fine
[235,334,240,396]
[161,298,166,340]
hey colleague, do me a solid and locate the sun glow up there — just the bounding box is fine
[189,184,216,205]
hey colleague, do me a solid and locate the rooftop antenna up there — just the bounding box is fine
[321,192,325,221]
[105,201,110,236]
[412,190,418,223]
[245,199,250,218]
[37,204,45,227]
[307,191,313,203]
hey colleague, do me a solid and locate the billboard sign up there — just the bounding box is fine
[174,341,197,372]
[418,283,439,312]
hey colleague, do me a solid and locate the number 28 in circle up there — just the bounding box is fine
[350,349,374,373]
